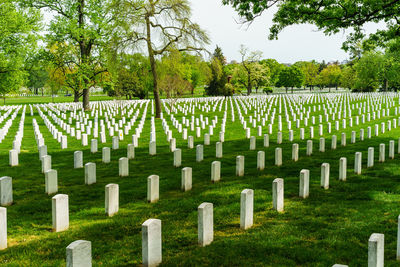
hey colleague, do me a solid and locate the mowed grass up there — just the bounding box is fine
[0,95,399,266]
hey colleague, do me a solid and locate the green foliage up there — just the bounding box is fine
[223,0,400,49]
[0,0,40,98]
[293,61,319,89]
[260,59,284,87]
[276,65,305,91]
[353,51,385,92]
[316,64,342,89]
[340,65,356,90]
[205,48,228,96]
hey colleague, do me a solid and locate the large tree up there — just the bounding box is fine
[222,0,400,50]
[233,45,268,95]
[0,0,40,103]
[22,0,113,110]
[112,0,209,118]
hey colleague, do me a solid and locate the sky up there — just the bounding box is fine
[190,0,386,64]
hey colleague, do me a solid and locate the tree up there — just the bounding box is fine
[318,64,342,91]
[294,61,319,90]
[222,0,400,49]
[0,0,40,103]
[276,65,305,93]
[205,47,228,96]
[383,39,400,91]
[353,51,385,92]
[22,0,113,110]
[233,45,267,95]
[109,53,152,99]
[213,45,226,65]
[260,58,283,87]
[340,65,356,91]
[112,0,209,118]
[25,52,49,95]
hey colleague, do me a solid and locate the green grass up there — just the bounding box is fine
[0,94,399,266]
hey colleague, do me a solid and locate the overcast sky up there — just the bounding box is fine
[190,0,385,63]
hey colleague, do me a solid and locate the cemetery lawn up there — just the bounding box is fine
[1,98,400,266]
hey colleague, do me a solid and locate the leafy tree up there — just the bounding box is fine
[384,39,400,91]
[340,65,356,91]
[222,0,400,50]
[353,51,385,92]
[232,45,268,95]
[0,0,40,103]
[22,0,113,109]
[260,58,283,87]
[293,61,319,90]
[318,64,342,91]
[112,0,209,118]
[213,45,226,65]
[25,51,49,95]
[205,47,228,96]
[109,53,152,99]
[276,65,305,93]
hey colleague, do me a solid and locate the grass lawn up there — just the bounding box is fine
[0,93,399,266]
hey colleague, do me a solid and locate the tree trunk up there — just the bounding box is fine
[74,91,80,102]
[291,87,294,94]
[247,75,251,95]
[82,89,90,110]
[146,16,161,118]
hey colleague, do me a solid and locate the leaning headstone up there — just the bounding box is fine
[339,157,347,181]
[181,167,192,192]
[198,202,213,247]
[0,177,13,206]
[74,151,83,169]
[355,152,362,175]
[102,147,111,163]
[85,163,96,185]
[299,169,309,199]
[275,147,282,166]
[321,163,330,189]
[147,175,159,203]
[273,178,284,212]
[211,161,221,182]
[105,184,119,217]
[0,208,6,250]
[45,169,58,195]
[236,155,245,176]
[173,149,182,168]
[66,240,92,267]
[240,189,254,230]
[119,157,129,177]
[257,151,265,171]
[142,219,162,267]
[368,233,384,267]
[52,194,69,232]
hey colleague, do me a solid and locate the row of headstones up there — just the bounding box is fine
[0,107,20,144]
[35,102,147,150]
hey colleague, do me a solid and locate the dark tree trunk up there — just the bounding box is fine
[82,89,89,110]
[74,91,80,102]
[146,16,161,118]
